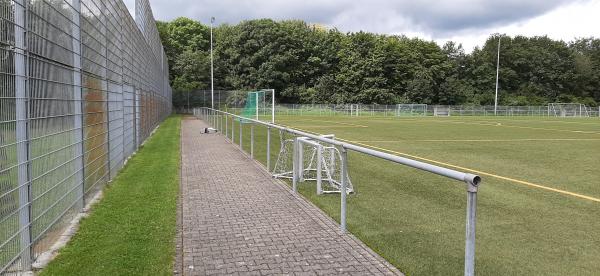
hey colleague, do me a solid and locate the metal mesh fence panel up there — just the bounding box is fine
[179,90,599,118]
[0,0,171,273]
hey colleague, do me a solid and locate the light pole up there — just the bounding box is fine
[494,35,501,115]
[210,17,215,109]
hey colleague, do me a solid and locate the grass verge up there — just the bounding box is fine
[40,115,181,276]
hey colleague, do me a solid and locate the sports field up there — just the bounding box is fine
[230,114,600,275]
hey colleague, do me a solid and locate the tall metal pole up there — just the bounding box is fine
[494,36,501,115]
[210,17,215,109]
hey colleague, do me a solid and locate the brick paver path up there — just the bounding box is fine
[178,118,402,275]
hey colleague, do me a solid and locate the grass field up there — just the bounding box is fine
[224,114,600,275]
[40,115,181,275]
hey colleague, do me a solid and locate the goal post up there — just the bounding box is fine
[349,104,360,117]
[548,103,590,117]
[396,104,427,116]
[238,89,275,123]
[433,106,451,117]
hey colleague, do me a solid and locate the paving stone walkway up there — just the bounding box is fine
[178,118,402,275]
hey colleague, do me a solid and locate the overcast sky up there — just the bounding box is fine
[123,0,600,51]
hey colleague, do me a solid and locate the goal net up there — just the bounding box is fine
[349,104,360,116]
[548,103,590,117]
[396,104,427,116]
[433,106,451,116]
[231,89,275,122]
[272,131,353,194]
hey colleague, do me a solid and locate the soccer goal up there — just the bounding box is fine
[272,131,353,194]
[548,103,590,117]
[238,89,275,123]
[349,104,360,117]
[433,106,451,116]
[396,104,427,116]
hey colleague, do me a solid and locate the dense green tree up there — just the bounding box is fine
[157,17,600,108]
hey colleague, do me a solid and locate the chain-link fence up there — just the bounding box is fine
[0,0,171,273]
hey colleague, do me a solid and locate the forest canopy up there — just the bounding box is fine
[157,17,600,107]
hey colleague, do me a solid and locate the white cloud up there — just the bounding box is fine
[125,0,600,52]
[435,0,600,51]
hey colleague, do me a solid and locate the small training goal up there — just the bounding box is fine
[272,131,353,194]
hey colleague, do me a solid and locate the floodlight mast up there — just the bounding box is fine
[494,35,501,115]
[210,17,215,109]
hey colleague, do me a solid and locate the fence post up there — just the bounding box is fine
[70,0,84,211]
[14,0,31,269]
[340,146,348,232]
[464,175,481,276]
[225,114,228,139]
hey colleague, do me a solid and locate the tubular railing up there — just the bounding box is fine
[195,107,483,276]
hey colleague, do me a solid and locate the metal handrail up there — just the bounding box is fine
[196,107,482,276]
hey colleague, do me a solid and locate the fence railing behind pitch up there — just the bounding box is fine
[176,91,600,117]
[270,104,600,117]
[195,107,483,276]
[0,0,171,273]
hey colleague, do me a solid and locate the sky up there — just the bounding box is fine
[123,0,600,52]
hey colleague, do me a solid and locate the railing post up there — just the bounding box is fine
[464,175,481,276]
[292,137,299,193]
[250,123,254,158]
[316,144,323,195]
[225,114,228,139]
[298,140,304,181]
[340,146,348,232]
[239,120,243,150]
[266,127,271,172]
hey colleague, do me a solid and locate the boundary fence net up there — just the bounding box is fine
[0,0,171,273]
[174,91,599,117]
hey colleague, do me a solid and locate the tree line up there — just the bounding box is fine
[157,17,600,108]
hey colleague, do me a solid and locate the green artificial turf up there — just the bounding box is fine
[40,115,181,276]
[225,114,600,275]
